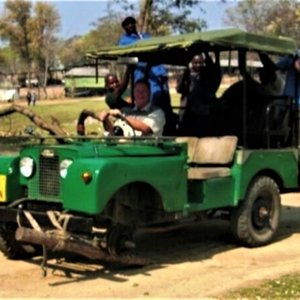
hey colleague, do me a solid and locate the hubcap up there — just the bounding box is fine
[252,197,271,230]
[106,226,133,256]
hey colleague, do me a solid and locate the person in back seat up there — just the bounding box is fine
[176,52,221,137]
[104,66,132,110]
[257,53,284,96]
[276,49,300,106]
[220,52,269,142]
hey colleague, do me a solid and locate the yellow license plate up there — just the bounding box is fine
[0,175,6,202]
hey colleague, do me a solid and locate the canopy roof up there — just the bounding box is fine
[86,28,297,66]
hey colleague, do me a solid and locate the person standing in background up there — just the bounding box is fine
[26,90,31,106]
[31,90,37,106]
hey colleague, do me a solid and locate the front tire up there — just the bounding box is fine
[0,223,40,259]
[106,225,134,256]
[230,176,281,247]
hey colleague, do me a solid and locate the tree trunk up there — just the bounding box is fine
[16,227,150,266]
[42,56,49,99]
[139,0,153,33]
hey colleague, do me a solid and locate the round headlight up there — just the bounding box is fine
[20,157,35,178]
[60,159,73,178]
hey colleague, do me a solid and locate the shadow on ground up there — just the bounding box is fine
[21,202,300,286]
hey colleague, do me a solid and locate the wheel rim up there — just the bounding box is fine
[107,226,133,256]
[252,196,272,230]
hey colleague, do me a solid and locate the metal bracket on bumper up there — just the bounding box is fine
[0,207,93,234]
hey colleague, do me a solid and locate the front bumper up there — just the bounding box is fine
[0,205,93,234]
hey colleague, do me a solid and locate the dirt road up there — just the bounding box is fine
[0,193,300,299]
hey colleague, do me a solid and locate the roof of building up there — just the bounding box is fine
[65,66,109,77]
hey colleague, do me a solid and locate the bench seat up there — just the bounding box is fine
[176,136,238,180]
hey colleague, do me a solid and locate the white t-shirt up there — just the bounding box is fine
[115,103,166,136]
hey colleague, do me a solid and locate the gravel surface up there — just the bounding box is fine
[0,193,299,299]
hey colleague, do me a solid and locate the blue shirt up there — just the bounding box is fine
[276,55,300,105]
[117,32,170,107]
[118,32,151,46]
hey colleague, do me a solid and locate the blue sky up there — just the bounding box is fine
[0,0,238,39]
[51,0,238,38]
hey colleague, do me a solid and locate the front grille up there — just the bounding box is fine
[39,155,60,196]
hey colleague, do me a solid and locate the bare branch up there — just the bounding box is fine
[0,104,67,143]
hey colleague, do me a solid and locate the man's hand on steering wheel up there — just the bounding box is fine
[108,109,123,118]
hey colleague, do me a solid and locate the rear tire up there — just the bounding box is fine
[230,176,281,247]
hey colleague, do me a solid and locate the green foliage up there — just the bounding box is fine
[0,0,61,90]
[222,273,300,299]
[58,4,124,68]
[31,2,60,87]
[265,0,300,41]
[58,37,87,68]
[112,0,207,35]
[224,0,300,46]
[0,0,32,60]
[0,47,20,80]
[58,9,123,67]
[84,14,124,49]
[147,0,207,35]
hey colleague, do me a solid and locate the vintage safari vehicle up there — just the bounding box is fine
[0,29,298,268]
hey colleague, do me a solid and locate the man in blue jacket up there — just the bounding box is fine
[118,16,175,135]
[118,16,150,45]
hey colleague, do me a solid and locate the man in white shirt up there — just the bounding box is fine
[98,79,166,136]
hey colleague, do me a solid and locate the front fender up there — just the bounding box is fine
[63,155,187,215]
[0,155,25,203]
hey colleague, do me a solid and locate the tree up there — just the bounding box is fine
[113,0,207,35]
[0,47,20,85]
[224,0,300,44]
[264,0,300,41]
[58,36,87,68]
[31,2,60,97]
[58,6,125,69]
[0,0,60,95]
[59,0,210,69]
[0,0,33,87]
[84,14,123,49]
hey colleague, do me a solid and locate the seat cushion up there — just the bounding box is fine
[176,136,238,165]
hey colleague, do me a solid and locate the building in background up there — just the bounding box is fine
[64,66,109,97]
